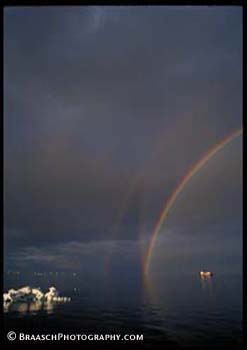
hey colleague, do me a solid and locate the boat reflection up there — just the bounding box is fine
[200,273,213,295]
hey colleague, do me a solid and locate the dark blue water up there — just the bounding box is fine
[3,272,242,349]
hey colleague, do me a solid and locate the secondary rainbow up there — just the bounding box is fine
[144,128,242,275]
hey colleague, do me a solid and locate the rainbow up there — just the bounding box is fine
[144,127,242,275]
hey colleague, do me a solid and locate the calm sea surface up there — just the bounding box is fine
[3,272,242,349]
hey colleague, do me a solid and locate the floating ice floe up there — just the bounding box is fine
[3,286,71,305]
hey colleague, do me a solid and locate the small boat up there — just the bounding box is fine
[199,271,213,277]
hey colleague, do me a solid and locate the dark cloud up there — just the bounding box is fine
[4,7,242,270]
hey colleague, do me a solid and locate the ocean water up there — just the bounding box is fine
[3,271,242,349]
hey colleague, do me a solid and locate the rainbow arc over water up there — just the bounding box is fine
[144,128,242,275]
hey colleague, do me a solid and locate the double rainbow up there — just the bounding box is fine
[144,128,242,275]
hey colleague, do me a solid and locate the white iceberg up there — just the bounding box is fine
[32,287,44,301]
[45,286,59,301]
[3,286,71,306]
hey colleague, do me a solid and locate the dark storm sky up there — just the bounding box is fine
[4,6,242,272]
